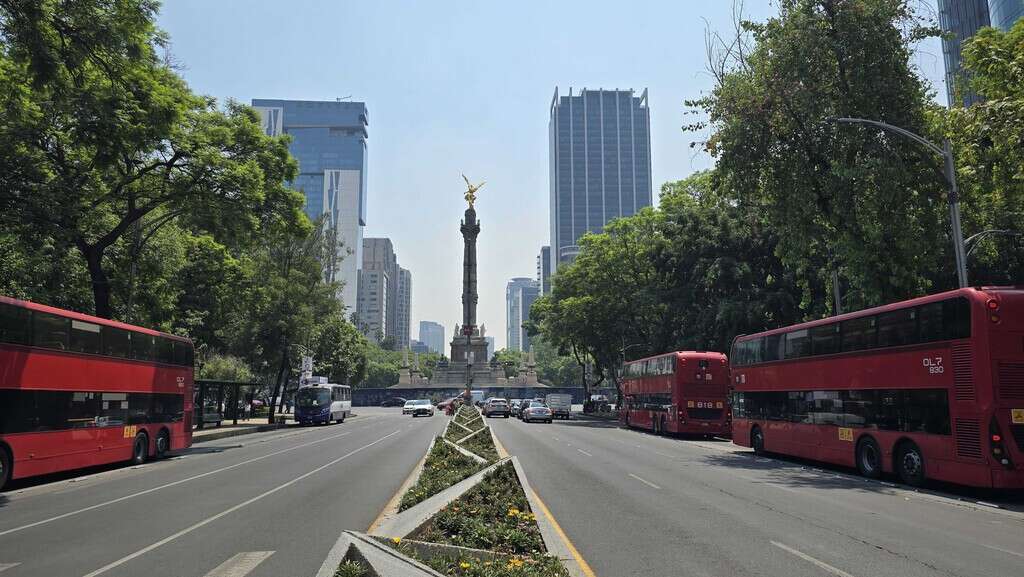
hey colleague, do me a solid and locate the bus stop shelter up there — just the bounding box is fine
[194,379,265,430]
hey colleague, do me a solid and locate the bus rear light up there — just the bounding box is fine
[986,299,999,311]
[990,417,1013,469]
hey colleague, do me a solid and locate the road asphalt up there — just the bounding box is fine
[0,408,443,577]
[488,414,1024,577]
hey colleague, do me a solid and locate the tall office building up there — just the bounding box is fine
[549,87,652,269]
[536,246,552,295]
[395,268,412,350]
[418,321,446,355]
[938,1,990,107]
[252,99,368,309]
[358,238,396,343]
[989,0,1024,30]
[506,278,540,352]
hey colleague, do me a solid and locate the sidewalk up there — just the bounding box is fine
[192,415,295,443]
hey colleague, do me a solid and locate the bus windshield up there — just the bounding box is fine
[296,388,331,407]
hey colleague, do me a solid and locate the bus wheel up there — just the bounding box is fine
[855,436,882,479]
[155,430,171,459]
[751,426,766,455]
[0,446,11,490]
[338,413,346,424]
[131,432,149,465]
[896,441,926,487]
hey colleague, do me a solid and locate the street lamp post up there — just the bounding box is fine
[830,117,968,289]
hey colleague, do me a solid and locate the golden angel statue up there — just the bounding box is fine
[461,173,485,208]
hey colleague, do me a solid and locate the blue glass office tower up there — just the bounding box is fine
[938,0,991,107]
[251,99,369,310]
[549,88,652,269]
[989,0,1024,30]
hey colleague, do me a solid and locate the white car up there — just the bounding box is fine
[522,402,553,423]
[405,399,435,417]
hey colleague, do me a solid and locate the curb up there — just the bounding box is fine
[192,424,286,443]
[453,426,488,445]
[510,457,589,577]
[368,436,438,534]
[315,531,446,577]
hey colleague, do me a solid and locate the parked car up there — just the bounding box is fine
[483,398,510,418]
[436,397,458,410]
[509,399,523,417]
[521,401,553,423]
[545,393,573,420]
[406,399,435,417]
[381,397,407,407]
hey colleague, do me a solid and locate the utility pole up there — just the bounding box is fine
[829,117,968,288]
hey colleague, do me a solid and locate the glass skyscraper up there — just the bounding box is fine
[989,0,1024,30]
[251,99,369,311]
[549,87,652,268]
[938,0,991,107]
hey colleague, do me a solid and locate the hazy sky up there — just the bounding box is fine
[158,1,947,350]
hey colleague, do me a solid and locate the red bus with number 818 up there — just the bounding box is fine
[730,287,1024,488]
[620,351,731,437]
[0,296,194,490]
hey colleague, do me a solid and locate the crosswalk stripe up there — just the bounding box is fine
[0,564,21,572]
[203,552,274,577]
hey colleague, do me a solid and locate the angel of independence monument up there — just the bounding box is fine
[427,176,508,388]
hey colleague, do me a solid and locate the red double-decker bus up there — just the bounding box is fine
[0,296,194,489]
[730,287,1024,488]
[620,351,731,437]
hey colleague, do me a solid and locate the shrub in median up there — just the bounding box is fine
[389,540,568,577]
[458,428,499,463]
[414,462,545,555]
[400,437,485,511]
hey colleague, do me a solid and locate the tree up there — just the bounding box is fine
[312,315,369,386]
[0,0,306,318]
[492,348,523,378]
[943,20,1024,284]
[691,0,949,313]
[198,352,255,383]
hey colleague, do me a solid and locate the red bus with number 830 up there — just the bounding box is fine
[730,287,1024,488]
[0,296,194,490]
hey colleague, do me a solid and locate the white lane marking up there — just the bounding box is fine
[552,437,560,441]
[0,428,359,538]
[628,473,661,490]
[0,564,21,572]
[203,552,274,577]
[981,544,1024,559]
[81,430,401,577]
[770,541,856,577]
[577,449,593,457]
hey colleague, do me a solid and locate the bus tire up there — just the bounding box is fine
[338,413,346,424]
[855,436,882,479]
[895,441,926,487]
[131,432,149,465]
[155,429,171,459]
[751,426,766,455]
[0,444,12,490]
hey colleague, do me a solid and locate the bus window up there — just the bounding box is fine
[0,302,31,345]
[69,320,102,355]
[784,329,810,359]
[877,308,917,347]
[102,327,131,358]
[132,332,156,361]
[810,323,840,356]
[763,334,782,362]
[156,337,175,365]
[34,312,69,350]
[840,316,876,352]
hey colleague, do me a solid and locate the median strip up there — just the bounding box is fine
[329,405,573,577]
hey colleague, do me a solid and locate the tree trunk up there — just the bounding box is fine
[268,339,289,425]
[80,242,113,319]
